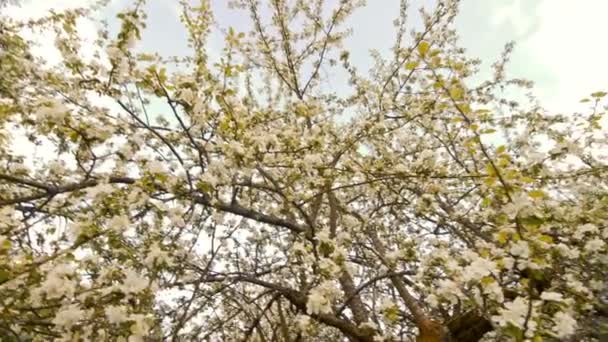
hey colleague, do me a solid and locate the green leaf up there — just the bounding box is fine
[196,181,213,193]
[450,87,464,100]
[383,306,400,323]
[481,276,494,285]
[528,190,545,199]
[0,268,10,283]
[521,216,543,228]
[318,241,335,257]
[417,41,430,57]
[405,61,419,70]
[481,197,492,207]
[520,176,535,184]
[433,80,445,89]
[496,231,509,244]
[504,324,524,342]
[456,103,471,114]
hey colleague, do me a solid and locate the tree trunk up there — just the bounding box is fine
[416,319,449,342]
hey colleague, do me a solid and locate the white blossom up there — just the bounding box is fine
[492,297,529,328]
[169,212,186,227]
[552,311,576,338]
[483,280,504,303]
[501,256,515,270]
[574,223,598,239]
[121,269,148,293]
[589,280,604,291]
[316,228,332,245]
[52,305,85,328]
[540,291,564,302]
[295,314,311,331]
[108,215,130,232]
[35,99,69,123]
[307,287,331,315]
[427,294,439,308]
[584,237,605,253]
[106,45,122,60]
[502,193,531,219]
[436,279,463,304]
[129,314,151,341]
[462,257,496,282]
[510,240,530,259]
[385,249,401,262]
[379,297,396,311]
[306,283,339,315]
[147,160,166,174]
[292,241,307,254]
[38,263,76,299]
[125,31,137,49]
[86,184,115,198]
[445,259,460,272]
[106,306,128,324]
[555,243,580,259]
[144,242,171,267]
[564,274,589,294]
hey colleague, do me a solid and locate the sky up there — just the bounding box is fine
[4,0,608,115]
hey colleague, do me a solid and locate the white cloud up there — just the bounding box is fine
[521,0,608,113]
[4,0,102,65]
[489,0,542,41]
[7,0,606,116]
[457,0,607,114]
[3,0,114,162]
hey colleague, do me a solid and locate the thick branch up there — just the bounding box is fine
[0,174,307,234]
[329,192,370,325]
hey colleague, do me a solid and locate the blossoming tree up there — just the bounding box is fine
[1,0,607,341]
